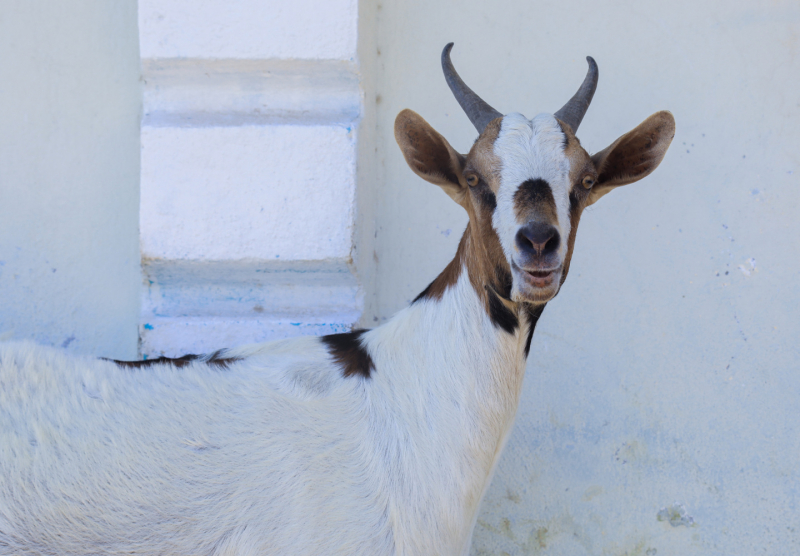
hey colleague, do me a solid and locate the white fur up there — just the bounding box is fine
[492,113,572,297]
[0,266,536,556]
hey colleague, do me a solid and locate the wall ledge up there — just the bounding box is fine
[140,258,362,357]
[142,58,361,127]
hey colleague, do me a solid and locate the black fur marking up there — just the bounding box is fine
[523,304,546,358]
[569,190,580,208]
[109,354,199,368]
[494,265,513,299]
[108,350,240,370]
[206,349,241,369]
[321,329,375,379]
[485,286,519,335]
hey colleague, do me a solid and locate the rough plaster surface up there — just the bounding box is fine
[0,0,141,359]
[139,0,358,60]
[371,0,800,553]
[140,260,360,357]
[137,0,363,356]
[141,124,357,261]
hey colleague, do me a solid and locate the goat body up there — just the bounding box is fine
[1,267,532,556]
[0,44,674,556]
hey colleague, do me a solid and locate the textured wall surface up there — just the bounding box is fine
[370,0,800,553]
[138,0,363,357]
[0,0,141,359]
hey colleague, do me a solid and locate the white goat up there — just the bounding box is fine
[0,44,674,556]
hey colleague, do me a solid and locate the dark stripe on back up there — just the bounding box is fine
[485,286,519,334]
[320,329,375,379]
[523,304,546,358]
[108,349,240,370]
[206,349,241,369]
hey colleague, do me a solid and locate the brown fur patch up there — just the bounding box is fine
[560,192,587,286]
[320,330,375,379]
[466,118,503,192]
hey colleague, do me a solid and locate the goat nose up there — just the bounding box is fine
[516,223,560,257]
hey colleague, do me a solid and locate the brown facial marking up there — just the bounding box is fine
[414,118,504,305]
[466,118,503,191]
[461,119,522,331]
[411,117,520,332]
[513,179,558,225]
[559,119,595,187]
[320,329,375,379]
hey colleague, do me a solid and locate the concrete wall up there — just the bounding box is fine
[3,1,798,552]
[138,0,364,357]
[370,0,800,553]
[0,0,141,359]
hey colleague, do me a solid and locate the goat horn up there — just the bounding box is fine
[554,56,599,132]
[442,43,502,133]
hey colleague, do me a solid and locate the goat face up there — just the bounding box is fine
[395,44,675,305]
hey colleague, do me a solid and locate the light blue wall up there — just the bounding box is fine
[0,1,141,359]
[371,0,800,553]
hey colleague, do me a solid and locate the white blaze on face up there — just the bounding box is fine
[491,113,572,268]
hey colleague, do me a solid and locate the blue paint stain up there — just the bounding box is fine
[144,323,154,330]
[290,323,302,326]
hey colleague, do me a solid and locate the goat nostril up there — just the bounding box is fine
[544,233,560,254]
[516,224,560,256]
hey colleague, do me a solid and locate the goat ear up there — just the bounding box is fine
[395,109,467,204]
[587,111,675,205]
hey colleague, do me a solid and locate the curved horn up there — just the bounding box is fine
[554,56,599,132]
[441,43,502,133]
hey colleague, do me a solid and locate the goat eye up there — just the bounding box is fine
[582,175,595,189]
[465,173,479,187]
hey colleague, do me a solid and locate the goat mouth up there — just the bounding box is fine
[513,262,561,289]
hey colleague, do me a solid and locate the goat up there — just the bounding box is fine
[0,43,674,556]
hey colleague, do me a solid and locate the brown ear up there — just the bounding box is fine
[587,111,675,205]
[394,109,467,204]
